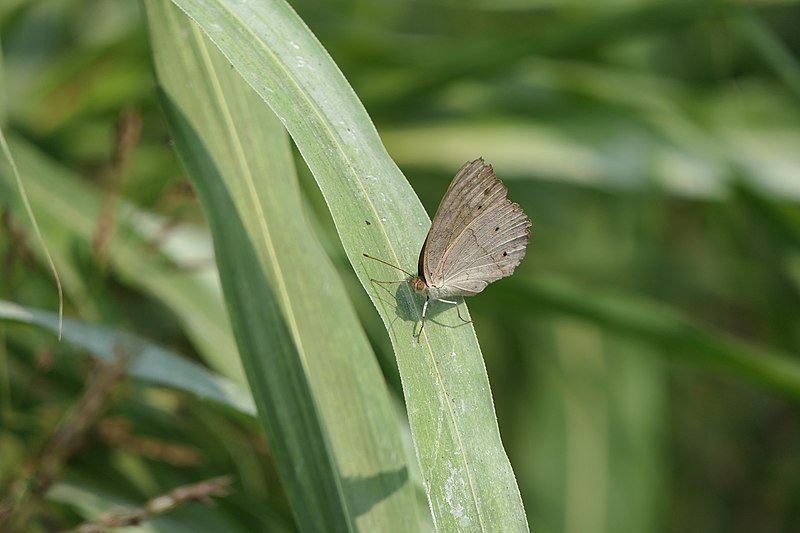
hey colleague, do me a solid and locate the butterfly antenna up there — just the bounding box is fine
[362,253,414,277]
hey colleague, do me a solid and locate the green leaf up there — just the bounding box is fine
[145,2,421,531]
[0,127,63,339]
[499,276,800,400]
[0,136,244,384]
[0,300,255,415]
[165,0,529,530]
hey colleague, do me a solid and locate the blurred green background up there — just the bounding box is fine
[2,0,800,531]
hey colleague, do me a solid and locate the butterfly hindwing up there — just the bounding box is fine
[438,201,530,295]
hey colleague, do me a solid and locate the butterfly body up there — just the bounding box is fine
[365,158,531,336]
[408,275,454,300]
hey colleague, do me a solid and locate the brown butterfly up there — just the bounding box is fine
[365,158,531,336]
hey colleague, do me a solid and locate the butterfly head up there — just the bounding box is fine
[408,275,428,295]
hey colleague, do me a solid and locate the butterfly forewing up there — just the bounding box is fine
[420,159,531,297]
[420,159,497,284]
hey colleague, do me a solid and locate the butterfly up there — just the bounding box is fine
[364,158,532,337]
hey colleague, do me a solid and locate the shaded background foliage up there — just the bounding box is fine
[2,0,800,531]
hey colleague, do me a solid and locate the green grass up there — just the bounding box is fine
[1,0,800,532]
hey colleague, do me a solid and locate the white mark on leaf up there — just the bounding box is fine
[444,462,472,527]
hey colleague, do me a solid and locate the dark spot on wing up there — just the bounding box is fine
[502,251,508,256]
[477,205,482,210]
[495,226,499,231]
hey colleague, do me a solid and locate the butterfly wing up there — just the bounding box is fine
[420,158,531,297]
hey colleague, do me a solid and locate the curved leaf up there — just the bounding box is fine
[0,300,255,415]
[146,2,420,531]
[167,0,528,530]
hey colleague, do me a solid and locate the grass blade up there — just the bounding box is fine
[146,2,420,530]
[0,128,63,337]
[167,0,528,529]
[0,136,244,383]
[0,300,255,415]
[500,276,800,400]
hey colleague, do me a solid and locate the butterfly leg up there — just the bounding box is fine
[439,299,473,324]
[414,297,430,339]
